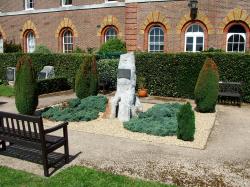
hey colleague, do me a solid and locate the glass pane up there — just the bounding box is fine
[193,25,198,32]
[150,36,154,42]
[227,44,233,51]
[228,36,233,42]
[160,36,164,42]
[234,34,239,42]
[187,26,192,32]
[155,36,159,42]
[239,44,245,52]
[196,37,203,43]
[155,45,159,51]
[150,45,154,51]
[196,45,203,52]
[186,44,193,51]
[198,25,203,32]
[228,25,246,33]
[186,37,193,44]
[155,28,159,35]
[233,44,238,51]
[240,35,245,42]
[160,45,164,51]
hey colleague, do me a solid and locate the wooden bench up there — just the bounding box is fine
[0,111,69,177]
[218,81,242,106]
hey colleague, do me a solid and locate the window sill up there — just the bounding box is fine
[25,8,34,11]
[62,4,73,7]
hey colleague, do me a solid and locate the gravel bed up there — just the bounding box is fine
[44,102,216,150]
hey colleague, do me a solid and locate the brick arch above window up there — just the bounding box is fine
[219,7,250,34]
[176,12,214,34]
[140,11,170,34]
[20,20,39,39]
[55,18,78,38]
[0,25,7,39]
[97,15,122,37]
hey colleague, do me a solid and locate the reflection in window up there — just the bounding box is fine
[105,27,117,42]
[227,25,246,53]
[63,29,73,53]
[185,24,204,52]
[27,31,35,53]
[148,26,164,52]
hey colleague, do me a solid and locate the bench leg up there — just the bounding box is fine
[41,150,49,177]
[63,128,69,164]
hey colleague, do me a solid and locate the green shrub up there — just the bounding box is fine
[15,55,38,115]
[194,58,219,112]
[177,102,195,141]
[98,38,127,54]
[75,55,98,99]
[42,96,108,122]
[73,47,85,53]
[124,103,182,136]
[33,45,51,53]
[37,77,71,95]
[3,40,22,53]
[97,59,119,90]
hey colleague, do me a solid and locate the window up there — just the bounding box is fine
[63,29,73,53]
[227,25,246,53]
[105,0,118,2]
[26,31,35,53]
[185,24,204,52]
[105,27,117,42]
[62,0,72,6]
[0,34,3,53]
[25,0,34,10]
[148,26,164,52]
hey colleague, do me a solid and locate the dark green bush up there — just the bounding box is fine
[15,55,38,115]
[194,58,219,112]
[98,38,126,54]
[124,103,182,136]
[75,55,98,99]
[42,96,108,122]
[33,45,51,54]
[177,102,195,141]
[37,77,71,95]
[3,40,22,53]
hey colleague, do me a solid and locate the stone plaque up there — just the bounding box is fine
[117,69,131,80]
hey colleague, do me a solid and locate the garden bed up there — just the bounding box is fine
[43,101,216,150]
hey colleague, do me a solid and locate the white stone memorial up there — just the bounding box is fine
[110,52,143,122]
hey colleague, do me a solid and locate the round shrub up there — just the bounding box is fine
[98,38,127,54]
[194,58,219,113]
[75,55,98,99]
[33,45,51,53]
[15,55,38,115]
[177,102,195,141]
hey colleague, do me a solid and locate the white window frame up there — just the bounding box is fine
[25,0,34,10]
[105,27,117,42]
[62,0,72,7]
[226,33,246,53]
[0,35,3,53]
[105,0,118,3]
[63,29,73,53]
[148,26,164,52]
[27,32,35,53]
[185,24,204,52]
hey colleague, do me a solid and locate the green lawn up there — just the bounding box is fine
[0,166,174,187]
[0,85,15,97]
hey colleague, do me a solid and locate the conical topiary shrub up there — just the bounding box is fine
[177,102,195,141]
[194,58,219,113]
[75,55,98,99]
[15,55,38,115]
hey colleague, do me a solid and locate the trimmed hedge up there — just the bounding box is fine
[37,77,71,95]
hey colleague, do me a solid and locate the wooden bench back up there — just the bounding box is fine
[0,111,44,143]
[219,81,242,93]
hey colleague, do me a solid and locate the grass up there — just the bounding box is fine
[0,166,174,187]
[0,85,15,97]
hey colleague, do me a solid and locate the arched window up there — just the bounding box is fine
[105,27,117,42]
[0,34,3,53]
[26,31,35,53]
[185,24,204,52]
[148,26,164,52]
[63,29,73,53]
[227,25,246,52]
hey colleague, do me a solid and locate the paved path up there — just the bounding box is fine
[0,94,249,186]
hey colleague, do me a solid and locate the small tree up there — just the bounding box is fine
[75,55,98,99]
[98,38,127,54]
[194,58,219,113]
[15,55,38,115]
[177,102,195,141]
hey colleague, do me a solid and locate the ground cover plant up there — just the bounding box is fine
[0,84,15,97]
[42,96,108,122]
[0,166,173,187]
[124,103,182,136]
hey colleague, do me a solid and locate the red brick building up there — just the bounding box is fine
[0,0,250,53]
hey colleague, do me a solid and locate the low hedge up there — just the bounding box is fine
[37,77,71,95]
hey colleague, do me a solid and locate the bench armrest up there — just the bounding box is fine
[44,121,68,134]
